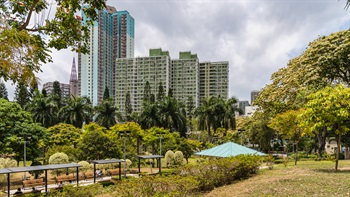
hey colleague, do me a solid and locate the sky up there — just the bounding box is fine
[5,0,350,102]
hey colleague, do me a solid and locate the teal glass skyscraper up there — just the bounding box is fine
[78,5,134,105]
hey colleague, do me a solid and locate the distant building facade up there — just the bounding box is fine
[115,48,229,114]
[43,82,71,99]
[245,105,258,117]
[239,100,250,115]
[250,90,260,105]
[171,51,200,108]
[78,5,134,105]
[199,61,229,104]
[115,48,170,113]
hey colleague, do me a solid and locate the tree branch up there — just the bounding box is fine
[19,0,40,31]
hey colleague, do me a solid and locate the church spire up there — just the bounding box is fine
[70,57,78,82]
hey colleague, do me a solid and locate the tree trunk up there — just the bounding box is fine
[335,123,341,172]
[295,142,298,165]
[137,138,140,155]
[316,127,327,157]
[206,119,211,142]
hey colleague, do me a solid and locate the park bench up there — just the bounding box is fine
[107,169,120,176]
[84,172,95,180]
[55,174,75,184]
[22,179,45,190]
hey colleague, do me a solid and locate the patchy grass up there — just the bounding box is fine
[204,160,350,197]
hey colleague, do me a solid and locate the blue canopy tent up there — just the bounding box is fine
[195,142,265,157]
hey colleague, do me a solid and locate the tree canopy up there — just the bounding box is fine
[0,0,105,85]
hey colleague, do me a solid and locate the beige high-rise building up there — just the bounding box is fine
[115,48,170,113]
[199,61,229,103]
[171,51,200,109]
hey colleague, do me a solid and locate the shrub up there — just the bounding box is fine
[50,183,103,197]
[165,150,175,167]
[78,161,91,176]
[174,151,184,166]
[0,158,17,182]
[49,152,69,176]
[178,155,261,191]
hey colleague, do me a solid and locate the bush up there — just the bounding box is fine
[174,151,184,166]
[165,150,175,167]
[49,152,69,176]
[50,183,103,197]
[178,155,261,191]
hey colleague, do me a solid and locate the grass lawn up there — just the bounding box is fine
[204,160,350,197]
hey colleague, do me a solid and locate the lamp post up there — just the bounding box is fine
[120,130,130,178]
[157,132,164,156]
[19,133,32,180]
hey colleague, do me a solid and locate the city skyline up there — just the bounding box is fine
[4,0,350,102]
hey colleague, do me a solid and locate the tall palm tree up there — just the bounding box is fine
[158,97,187,137]
[138,101,161,129]
[219,97,242,132]
[94,98,120,129]
[59,96,93,128]
[195,96,217,141]
[26,93,57,128]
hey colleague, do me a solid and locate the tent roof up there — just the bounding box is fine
[195,142,265,157]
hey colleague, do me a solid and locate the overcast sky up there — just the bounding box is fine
[5,0,350,102]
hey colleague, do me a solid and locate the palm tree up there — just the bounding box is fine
[158,97,187,137]
[138,101,161,129]
[219,97,242,132]
[195,96,217,141]
[94,98,120,129]
[59,96,93,128]
[26,93,57,128]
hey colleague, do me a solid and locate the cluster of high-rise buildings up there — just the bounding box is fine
[44,5,229,114]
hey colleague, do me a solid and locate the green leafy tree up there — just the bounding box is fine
[109,122,145,155]
[186,96,195,120]
[177,138,198,164]
[168,88,173,97]
[0,98,46,164]
[0,0,106,85]
[47,123,82,148]
[143,127,169,155]
[103,86,110,100]
[0,81,8,100]
[143,81,151,104]
[95,98,119,129]
[14,82,30,108]
[157,82,165,101]
[59,96,93,128]
[77,123,119,160]
[269,109,311,165]
[299,84,350,171]
[52,81,62,108]
[125,92,133,121]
